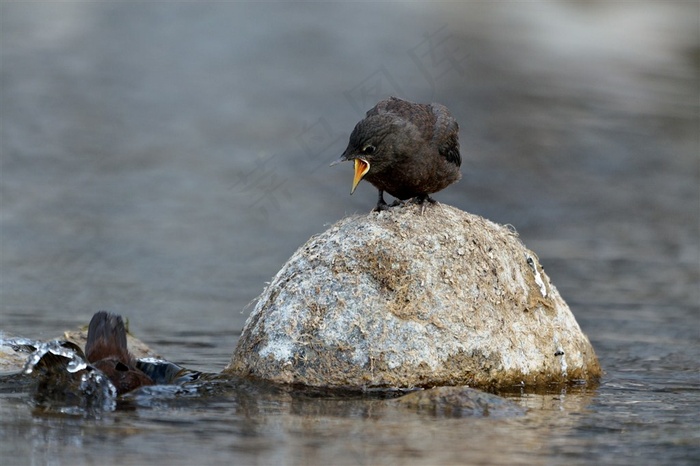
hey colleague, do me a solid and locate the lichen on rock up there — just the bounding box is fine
[226,203,601,390]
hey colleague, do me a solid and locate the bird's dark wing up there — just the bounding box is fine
[431,103,461,167]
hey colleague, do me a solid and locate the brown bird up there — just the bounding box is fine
[333,96,461,211]
[85,311,154,395]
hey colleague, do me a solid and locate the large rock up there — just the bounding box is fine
[226,204,601,389]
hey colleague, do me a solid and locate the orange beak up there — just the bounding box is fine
[351,158,370,194]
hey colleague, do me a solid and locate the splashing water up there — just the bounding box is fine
[22,340,88,375]
[18,339,118,412]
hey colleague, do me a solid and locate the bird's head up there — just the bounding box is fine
[331,114,407,194]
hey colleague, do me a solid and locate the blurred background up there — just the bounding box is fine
[1,2,697,373]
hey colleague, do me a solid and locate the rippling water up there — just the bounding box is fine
[1,2,698,465]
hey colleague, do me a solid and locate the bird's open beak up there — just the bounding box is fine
[351,158,370,194]
[331,153,370,194]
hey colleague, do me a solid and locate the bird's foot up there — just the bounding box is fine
[414,195,438,205]
[412,195,438,214]
[373,190,393,212]
[373,200,391,212]
[373,199,405,212]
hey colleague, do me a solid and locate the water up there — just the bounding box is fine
[1,2,698,465]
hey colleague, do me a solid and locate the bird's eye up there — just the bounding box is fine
[362,145,376,155]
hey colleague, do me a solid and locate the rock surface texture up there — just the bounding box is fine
[227,204,601,390]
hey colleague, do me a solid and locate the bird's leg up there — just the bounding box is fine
[374,190,391,211]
